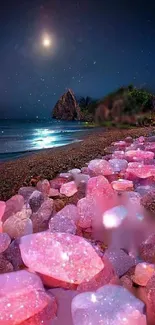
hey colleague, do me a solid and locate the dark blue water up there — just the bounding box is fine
[0,119,92,162]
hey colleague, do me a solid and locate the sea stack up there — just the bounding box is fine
[52,89,81,120]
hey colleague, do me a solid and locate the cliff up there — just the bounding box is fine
[52,89,81,121]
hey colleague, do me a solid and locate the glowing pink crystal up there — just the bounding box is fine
[87,176,113,198]
[71,285,146,325]
[132,262,155,286]
[104,249,135,277]
[2,194,24,222]
[0,233,11,253]
[60,181,78,197]
[88,159,113,176]
[111,179,133,191]
[0,270,54,324]
[125,149,154,162]
[0,201,6,221]
[20,232,104,288]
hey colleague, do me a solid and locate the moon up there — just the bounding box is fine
[42,35,52,48]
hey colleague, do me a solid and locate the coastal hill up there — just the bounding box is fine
[52,85,155,126]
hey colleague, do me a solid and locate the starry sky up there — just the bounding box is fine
[0,0,155,119]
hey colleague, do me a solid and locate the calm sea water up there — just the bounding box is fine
[0,119,92,162]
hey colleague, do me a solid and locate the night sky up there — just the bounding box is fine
[0,0,155,119]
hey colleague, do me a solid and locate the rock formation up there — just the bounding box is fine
[52,89,81,121]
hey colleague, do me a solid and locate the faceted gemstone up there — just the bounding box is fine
[18,187,35,202]
[31,198,54,233]
[139,234,155,263]
[36,179,51,196]
[77,197,94,228]
[102,205,127,229]
[88,159,113,176]
[0,233,11,253]
[0,254,13,273]
[0,201,6,221]
[111,179,133,191]
[0,270,53,324]
[2,194,24,222]
[4,238,24,270]
[71,285,146,325]
[60,181,78,197]
[132,262,155,286]
[50,177,70,190]
[28,190,44,212]
[3,214,33,239]
[104,249,135,277]
[87,176,113,198]
[20,232,104,289]
[109,158,128,172]
[49,214,77,234]
[54,204,79,224]
[77,257,116,292]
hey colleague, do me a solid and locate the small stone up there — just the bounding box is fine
[104,249,135,277]
[18,187,35,202]
[36,179,51,196]
[60,181,78,197]
[49,214,77,234]
[2,194,24,222]
[68,168,81,175]
[88,159,113,176]
[4,238,24,270]
[3,214,33,239]
[0,254,13,273]
[109,158,128,172]
[112,151,125,159]
[87,176,114,198]
[77,197,94,228]
[0,233,11,253]
[0,201,6,221]
[71,285,146,325]
[50,177,70,190]
[31,198,54,233]
[49,188,60,197]
[120,275,133,290]
[54,204,79,224]
[111,179,133,191]
[132,262,155,286]
[20,232,104,289]
[28,190,44,212]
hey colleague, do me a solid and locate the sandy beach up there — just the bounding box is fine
[0,126,154,201]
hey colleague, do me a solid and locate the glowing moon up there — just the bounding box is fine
[42,36,52,48]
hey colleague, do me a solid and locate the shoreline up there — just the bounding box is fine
[0,126,154,201]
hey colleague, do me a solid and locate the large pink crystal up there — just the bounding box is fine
[60,181,78,197]
[0,233,11,253]
[0,201,6,221]
[127,162,155,178]
[2,194,24,222]
[132,262,155,286]
[125,149,154,162]
[111,179,133,191]
[71,285,146,325]
[0,270,55,324]
[88,159,113,176]
[87,176,114,198]
[20,232,104,288]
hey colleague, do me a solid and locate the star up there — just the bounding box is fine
[93,61,97,65]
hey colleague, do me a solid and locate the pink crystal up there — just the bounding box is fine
[0,201,6,221]
[111,179,133,191]
[49,215,77,234]
[60,181,78,197]
[3,214,33,239]
[88,159,113,176]
[68,168,81,175]
[87,176,114,198]
[2,194,24,222]
[127,162,155,178]
[71,285,146,325]
[132,262,155,286]
[0,270,54,324]
[77,197,94,228]
[54,204,79,224]
[4,238,24,270]
[109,158,128,172]
[31,198,54,233]
[125,149,154,162]
[20,232,104,288]
[50,177,70,189]
[49,188,60,197]
[104,249,135,277]
[138,136,145,143]
[114,140,127,148]
[36,179,51,196]
[18,187,35,202]
[112,151,125,159]
[0,233,11,253]
[28,190,44,212]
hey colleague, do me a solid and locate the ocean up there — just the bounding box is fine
[0,119,93,162]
